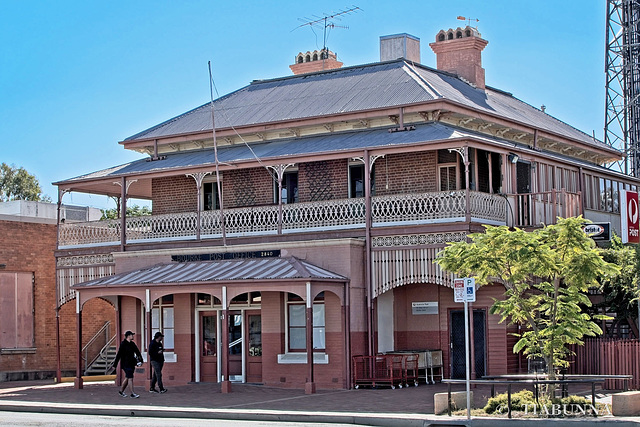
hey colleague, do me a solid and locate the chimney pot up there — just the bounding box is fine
[429,26,488,89]
[290,49,343,75]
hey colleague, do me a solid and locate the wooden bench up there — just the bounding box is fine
[434,390,473,415]
[612,391,640,416]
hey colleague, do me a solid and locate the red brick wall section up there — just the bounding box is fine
[0,219,115,378]
[223,168,274,208]
[152,175,197,215]
[375,152,437,196]
[387,282,508,379]
[298,160,348,202]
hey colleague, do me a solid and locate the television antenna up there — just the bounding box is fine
[294,6,361,58]
[457,15,479,27]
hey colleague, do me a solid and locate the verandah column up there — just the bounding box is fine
[145,289,152,387]
[305,281,316,394]
[221,286,231,393]
[74,292,83,389]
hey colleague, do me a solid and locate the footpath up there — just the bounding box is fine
[0,379,638,426]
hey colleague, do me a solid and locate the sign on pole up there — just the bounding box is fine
[465,277,476,302]
[454,279,465,302]
[621,190,639,244]
[453,277,475,420]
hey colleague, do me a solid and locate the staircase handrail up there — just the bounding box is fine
[82,321,111,373]
[100,334,118,375]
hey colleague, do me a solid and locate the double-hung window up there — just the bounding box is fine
[287,293,325,351]
[151,295,174,349]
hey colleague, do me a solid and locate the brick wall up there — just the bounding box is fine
[223,168,274,208]
[0,219,115,379]
[375,152,437,196]
[298,159,348,202]
[152,175,197,215]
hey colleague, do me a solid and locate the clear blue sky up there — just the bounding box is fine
[1,1,605,210]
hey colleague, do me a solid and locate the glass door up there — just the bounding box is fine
[228,311,243,381]
[199,311,217,382]
[246,311,262,383]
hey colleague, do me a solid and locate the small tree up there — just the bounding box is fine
[0,162,51,202]
[101,204,152,220]
[591,234,640,337]
[436,216,619,381]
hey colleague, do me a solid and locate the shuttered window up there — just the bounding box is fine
[0,272,34,349]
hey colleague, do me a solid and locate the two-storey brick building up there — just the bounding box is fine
[54,29,639,392]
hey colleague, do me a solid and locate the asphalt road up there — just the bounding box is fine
[0,411,360,427]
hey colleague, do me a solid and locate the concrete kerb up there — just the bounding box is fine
[2,399,640,427]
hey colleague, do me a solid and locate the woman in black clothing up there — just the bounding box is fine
[113,330,143,398]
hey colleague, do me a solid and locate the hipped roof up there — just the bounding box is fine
[71,256,346,289]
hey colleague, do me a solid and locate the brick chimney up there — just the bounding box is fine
[290,49,343,75]
[380,33,421,63]
[429,26,488,89]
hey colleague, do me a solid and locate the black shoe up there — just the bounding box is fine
[118,391,127,397]
[149,388,159,393]
[159,388,167,393]
[130,393,140,398]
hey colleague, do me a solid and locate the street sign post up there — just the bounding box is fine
[454,277,475,419]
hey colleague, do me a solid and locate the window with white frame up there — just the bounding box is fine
[152,295,174,349]
[287,293,325,351]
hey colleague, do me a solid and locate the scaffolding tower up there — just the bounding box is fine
[605,0,640,177]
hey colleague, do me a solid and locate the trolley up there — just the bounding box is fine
[352,355,404,389]
[403,353,420,387]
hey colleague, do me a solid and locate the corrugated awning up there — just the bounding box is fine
[71,256,347,289]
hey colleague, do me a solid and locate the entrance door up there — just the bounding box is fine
[228,311,243,381]
[246,311,262,383]
[516,161,532,226]
[450,309,486,379]
[199,311,217,382]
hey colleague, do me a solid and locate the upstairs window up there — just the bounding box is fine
[275,171,298,204]
[349,163,375,197]
[203,181,220,211]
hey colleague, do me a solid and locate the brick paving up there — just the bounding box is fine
[0,379,532,414]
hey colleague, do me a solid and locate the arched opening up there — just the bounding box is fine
[305,54,311,62]
[438,33,445,42]
[447,32,453,40]
[466,29,471,37]
[456,31,462,38]
[312,53,318,61]
[297,55,304,64]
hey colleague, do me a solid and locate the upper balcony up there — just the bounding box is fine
[57,189,581,249]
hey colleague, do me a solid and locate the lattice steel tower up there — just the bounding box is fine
[605,0,640,176]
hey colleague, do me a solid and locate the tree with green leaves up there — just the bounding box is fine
[436,216,619,381]
[0,162,51,202]
[590,234,640,337]
[101,204,152,220]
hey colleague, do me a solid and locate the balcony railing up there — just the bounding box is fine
[511,189,582,228]
[59,190,509,248]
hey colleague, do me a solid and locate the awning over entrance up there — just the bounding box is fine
[72,256,346,290]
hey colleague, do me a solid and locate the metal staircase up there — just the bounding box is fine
[82,321,117,375]
[84,344,117,375]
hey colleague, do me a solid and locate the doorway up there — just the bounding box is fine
[450,309,486,379]
[199,311,217,382]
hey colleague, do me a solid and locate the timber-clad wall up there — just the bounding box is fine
[371,232,465,297]
[56,254,115,306]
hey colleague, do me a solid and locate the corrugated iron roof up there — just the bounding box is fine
[123,59,611,152]
[59,122,471,183]
[71,256,346,289]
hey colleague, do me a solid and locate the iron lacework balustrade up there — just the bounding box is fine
[58,190,515,248]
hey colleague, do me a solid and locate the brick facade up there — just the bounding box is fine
[0,219,115,380]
